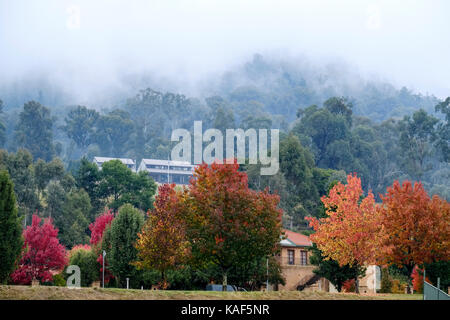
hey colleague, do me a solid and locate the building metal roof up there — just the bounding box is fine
[281,229,312,247]
[145,168,194,175]
[93,157,136,165]
[140,158,195,167]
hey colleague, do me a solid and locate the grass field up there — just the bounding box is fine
[0,285,423,300]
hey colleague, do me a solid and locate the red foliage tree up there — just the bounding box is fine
[89,210,115,284]
[11,215,67,284]
[411,265,430,293]
[89,210,114,245]
[342,279,355,292]
[377,181,450,274]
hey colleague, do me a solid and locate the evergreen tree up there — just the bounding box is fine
[309,244,365,292]
[108,204,144,288]
[0,99,5,147]
[0,170,23,283]
[14,101,56,161]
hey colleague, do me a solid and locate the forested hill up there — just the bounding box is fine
[0,54,448,231]
[205,54,441,123]
[0,54,441,123]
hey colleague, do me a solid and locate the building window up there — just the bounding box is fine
[300,251,308,265]
[288,250,295,265]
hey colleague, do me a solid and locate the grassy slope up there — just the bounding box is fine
[0,285,422,300]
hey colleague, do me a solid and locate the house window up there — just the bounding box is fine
[288,250,295,265]
[300,251,308,265]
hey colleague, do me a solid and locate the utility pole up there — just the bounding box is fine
[102,250,106,288]
[266,257,269,292]
[167,153,170,183]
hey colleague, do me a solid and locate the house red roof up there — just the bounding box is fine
[282,229,312,247]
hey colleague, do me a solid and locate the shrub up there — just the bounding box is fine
[379,268,392,293]
[52,273,66,287]
[342,279,355,292]
[67,246,98,287]
[411,265,430,293]
[391,279,406,293]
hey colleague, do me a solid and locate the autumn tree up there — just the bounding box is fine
[377,180,450,275]
[134,184,190,288]
[306,173,381,293]
[89,210,115,246]
[185,161,282,291]
[11,215,67,284]
[89,210,115,284]
[0,170,23,283]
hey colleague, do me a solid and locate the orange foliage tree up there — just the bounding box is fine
[306,173,381,292]
[185,161,283,290]
[377,180,450,275]
[134,184,190,289]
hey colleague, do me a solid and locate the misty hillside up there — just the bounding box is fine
[0,54,440,124]
[0,53,448,230]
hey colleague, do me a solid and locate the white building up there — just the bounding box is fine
[93,156,137,171]
[138,159,195,185]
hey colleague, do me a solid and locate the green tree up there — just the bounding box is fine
[54,189,91,248]
[0,170,23,283]
[98,160,156,212]
[309,244,365,292]
[323,96,353,125]
[33,158,64,198]
[398,109,438,180]
[75,157,103,215]
[94,109,134,157]
[379,268,393,293]
[424,260,450,290]
[14,101,55,161]
[435,97,450,162]
[279,134,321,224]
[45,181,66,219]
[0,149,39,225]
[108,204,144,288]
[294,103,350,167]
[63,106,99,152]
[0,99,5,147]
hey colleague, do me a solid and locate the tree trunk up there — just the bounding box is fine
[161,270,168,289]
[355,276,360,294]
[222,272,228,291]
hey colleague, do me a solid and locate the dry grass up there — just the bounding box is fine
[0,285,422,300]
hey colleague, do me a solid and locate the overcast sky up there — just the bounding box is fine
[1,0,449,99]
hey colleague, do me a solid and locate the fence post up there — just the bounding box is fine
[423,269,426,300]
